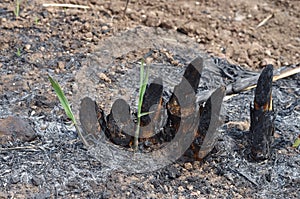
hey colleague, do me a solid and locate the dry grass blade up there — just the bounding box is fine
[43,3,90,9]
[123,0,130,16]
[273,66,300,81]
[244,65,300,91]
[224,65,300,101]
[0,146,38,151]
[256,14,274,29]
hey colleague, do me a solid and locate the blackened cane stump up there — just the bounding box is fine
[164,57,204,141]
[250,65,275,161]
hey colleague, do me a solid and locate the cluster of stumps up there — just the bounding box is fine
[80,57,275,162]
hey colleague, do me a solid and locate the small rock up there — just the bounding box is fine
[187,184,193,190]
[11,174,20,184]
[57,61,65,70]
[164,185,169,192]
[178,186,185,192]
[0,116,36,144]
[265,49,272,56]
[274,132,281,139]
[260,58,276,67]
[34,190,51,199]
[98,72,111,83]
[25,44,31,51]
[160,20,174,29]
[83,22,91,31]
[85,32,93,41]
[164,165,181,179]
[101,25,109,31]
[99,83,105,88]
[184,162,193,170]
[234,14,246,21]
[32,175,43,186]
[120,185,127,191]
[63,41,70,48]
[0,192,8,198]
[145,11,161,27]
[226,121,250,131]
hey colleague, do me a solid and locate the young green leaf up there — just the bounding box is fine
[139,111,154,117]
[14,0,20,18]
[133,60,151,150]
[292,135,300,148]
[48,75,89,146]
[16,48,21,57]
[48,75,76,124]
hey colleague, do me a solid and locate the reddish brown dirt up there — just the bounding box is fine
[1,0,299,69]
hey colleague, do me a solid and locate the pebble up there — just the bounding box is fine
[40,123,48,131]
[187,184,193,190]
[164,185,169,192]
[101,25,109,31]
[83,22,91,31]
[260,58,276,67]
[34,191,51,199]
[98,72,111,83]
[85,32,93,41]
[57,61,65,70]
[265,49,272,56]
[99,83,105,88]
[32,175,42,186]
[178,186,185,192]
[184,162,193,170]
[25,44,31,51]
[11,174,20,184]
[191,191,201,196]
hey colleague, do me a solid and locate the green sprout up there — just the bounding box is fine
[14,0,21,18]
[133,60,152,151]
[16,48,21,57]
[34,16,39,24]
[292,135,300,148]
[48,75,89,146]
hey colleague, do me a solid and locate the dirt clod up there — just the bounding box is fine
[0,116,36,144]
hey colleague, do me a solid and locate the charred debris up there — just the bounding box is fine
[79,57,275,162]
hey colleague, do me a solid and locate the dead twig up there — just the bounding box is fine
[0,145,40,151]
[256,14,274,29]
[230,168,259,187]
[42,3,90,9]
[244,65,300,91]
[225,65,300,101]
[123,0,130,17]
